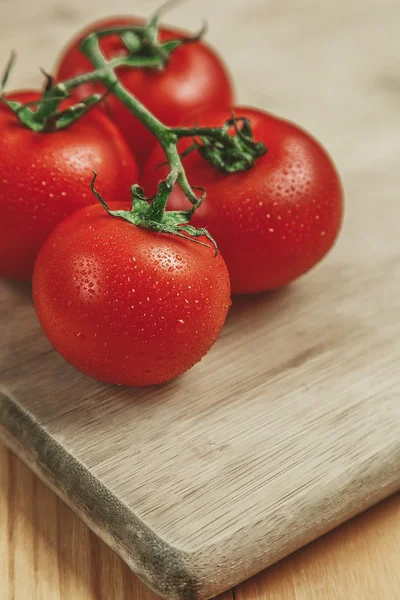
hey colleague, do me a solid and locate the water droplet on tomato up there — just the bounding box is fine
[74,332,85,340]
[176,319,187,334]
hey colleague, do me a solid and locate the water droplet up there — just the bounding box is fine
[176,319,187,334]
[74,332,85,340]
[268,228,275,233]
[320,231,326,237]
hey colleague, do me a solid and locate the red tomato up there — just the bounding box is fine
[142,106,343,294]
[33,203,231,386]
[0,91,138,281]
[55,16,234,168]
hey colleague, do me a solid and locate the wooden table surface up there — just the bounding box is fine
[1,444,399,600]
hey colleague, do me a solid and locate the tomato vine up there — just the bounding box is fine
[1,7,266,250]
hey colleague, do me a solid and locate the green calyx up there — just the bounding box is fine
[90,172,218,254]
[0,52,112,132]
[4,89,107,132]
[172,115,267,174]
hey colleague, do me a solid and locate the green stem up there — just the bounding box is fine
[79,33,203,207]
[172,126,226,139]
[81,34,179,167]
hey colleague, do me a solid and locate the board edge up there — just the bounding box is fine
[0,390,205,600]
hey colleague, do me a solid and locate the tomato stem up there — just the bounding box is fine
[90,171,218,253]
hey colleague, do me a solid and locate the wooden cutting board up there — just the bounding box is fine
[1,1,400,599]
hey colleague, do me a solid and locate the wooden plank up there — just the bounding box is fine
[1,0,400,599]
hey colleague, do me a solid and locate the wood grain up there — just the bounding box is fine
[2,444,399,600]
[1,0,400,598]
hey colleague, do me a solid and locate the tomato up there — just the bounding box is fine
[142,106,343,294]
[55,16,234,169]
[0,91,138,281]
[32,203,231,386]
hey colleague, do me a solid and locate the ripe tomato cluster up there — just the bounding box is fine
[0,11,343,387]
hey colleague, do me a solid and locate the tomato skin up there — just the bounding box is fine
[32,203,231,386]
[0,91,138,281]
[142,106,343,294]
[55,16,234,168]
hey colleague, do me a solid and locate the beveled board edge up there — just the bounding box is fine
[1,389,400,600]
[0,391,200,600]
